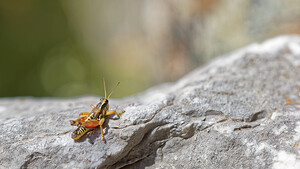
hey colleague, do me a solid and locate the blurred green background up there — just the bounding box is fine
[1,0,300,98]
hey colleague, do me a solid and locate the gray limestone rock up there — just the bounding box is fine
[1,35,300,169]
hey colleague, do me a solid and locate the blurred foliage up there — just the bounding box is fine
[0,0,300,98]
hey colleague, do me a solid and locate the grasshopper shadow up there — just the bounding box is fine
[87,120,110,144]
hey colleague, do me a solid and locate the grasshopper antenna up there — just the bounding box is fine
[107,82,120,99]
[103,78,107,99]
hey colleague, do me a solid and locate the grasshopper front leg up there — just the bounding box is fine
[105,110,125,118]
[77,112,90,119]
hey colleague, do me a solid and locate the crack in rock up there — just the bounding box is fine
[20,152,45,169]
[3,130,72,146]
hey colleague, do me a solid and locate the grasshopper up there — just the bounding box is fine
[70,79,124,142]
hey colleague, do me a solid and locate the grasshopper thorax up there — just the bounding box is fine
[97,98,109,111]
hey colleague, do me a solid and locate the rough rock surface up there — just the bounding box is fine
[1,35,300,169]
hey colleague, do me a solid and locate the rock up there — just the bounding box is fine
[1,35,300,169]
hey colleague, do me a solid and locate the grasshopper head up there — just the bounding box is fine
[100,78,119,112]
